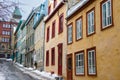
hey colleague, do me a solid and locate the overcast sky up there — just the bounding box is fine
[19,0,45,20]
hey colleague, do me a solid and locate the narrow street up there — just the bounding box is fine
[0,59,39,80]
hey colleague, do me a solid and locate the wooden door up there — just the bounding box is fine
[58,43,63,75]
[67,54,73,80]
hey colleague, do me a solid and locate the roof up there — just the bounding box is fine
[12,6,22,19]
[14,20,23,35]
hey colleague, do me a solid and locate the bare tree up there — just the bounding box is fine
[0,0,20,20]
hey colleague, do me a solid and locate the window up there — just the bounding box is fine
[3,24,5,28]
[2,38,4,42]
[59,14,63,34]
[87,8,95,36]
[51,47,55,65]
[46,27,50,42]
[67,23,73,44]
[54,0,57,8]
[87,47,97,75]
[8,32,10,35]
[76,16,82,40]
[48,5,51,14]
[101,0,112,29]
[52,21,55,38]
[46,50,49,66]
[2,31,5,35]
[75,51,84,75]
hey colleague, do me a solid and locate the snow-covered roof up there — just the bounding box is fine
[66,0,89,19]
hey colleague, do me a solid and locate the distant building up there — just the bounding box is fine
[0,21,17,58]
[14,20,24,63]
[25,11,35,67]
[33,3,47,71]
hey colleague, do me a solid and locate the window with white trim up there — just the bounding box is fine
[67,24,72,44]
[76,52,84,75]
[87,49,96,75]
[102,0,112,28]
[87,10,95,35]
[76,18,82,40]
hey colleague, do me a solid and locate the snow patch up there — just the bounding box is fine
[0,72,6,80]
[6,59,12,61]
[32,70,58,79]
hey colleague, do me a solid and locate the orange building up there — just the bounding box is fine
[66,0,120,80]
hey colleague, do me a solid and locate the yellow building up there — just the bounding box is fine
[44,0,67,79]
[66,0,120,80]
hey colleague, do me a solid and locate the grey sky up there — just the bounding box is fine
[19,0,45,20]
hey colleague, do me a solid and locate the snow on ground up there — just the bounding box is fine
[0,72,5,80]
[6,58,12,61]
[15,62,58,79]
[32,70,58,79]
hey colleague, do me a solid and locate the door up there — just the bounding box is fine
[58,43,63,75]
[67,54,73,80]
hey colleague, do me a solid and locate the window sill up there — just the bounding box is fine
[67,41,73,45]
[87,32,95,37]
[76,37,83,42]
[101,24,113,31]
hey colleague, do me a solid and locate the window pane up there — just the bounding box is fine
[68,25,72,43]
[88,50,96,74]
[76,52,84,74]
[76,18,82,40]
[102,0,112,28]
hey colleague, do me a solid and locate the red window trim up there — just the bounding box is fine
[58,13,64,34]
[86,7,96,37]
[52,20,56,38]
[46,50,49,66]
[48,5,51,14]
[53,0,57,8]
[86,47,97,76]
[74,50,85,76]
[46,27,50,42]
[51,47,55,65]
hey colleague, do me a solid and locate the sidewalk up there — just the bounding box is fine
[14,62,57,80]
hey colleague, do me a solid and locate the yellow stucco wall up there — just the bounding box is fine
[67,0,120,80]
[44,1,67,79]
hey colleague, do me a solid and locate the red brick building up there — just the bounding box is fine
[0,21,17,58]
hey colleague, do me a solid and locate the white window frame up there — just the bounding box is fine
[67,24,72,44]
[76,18,82,40]
[87,10,95,35]
[76,52,84,75]
[88,49,96,75]
[102,0,112,28]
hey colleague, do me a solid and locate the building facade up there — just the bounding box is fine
[14,20,24,63]
[0,21,17,58]
[20,21,26,65]
[66,0,120,80]
[33,3,47,71]
[25,11,35,67]
[44,0,67,79]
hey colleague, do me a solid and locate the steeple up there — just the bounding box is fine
[12,6,22,19]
